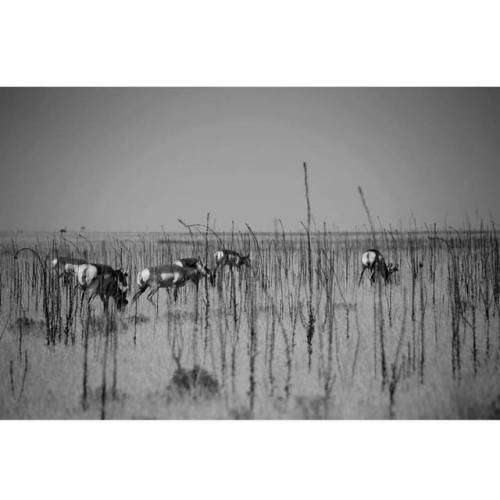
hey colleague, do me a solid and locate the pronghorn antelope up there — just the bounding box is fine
[53,257,129,310]
[213,249,250,274]
[173,257,215,286]
[53,257,128,291]
[358,249,398,286]
[133,264,207,305]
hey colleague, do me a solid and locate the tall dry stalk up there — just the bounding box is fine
[246,279,257,417]
[303,162,315,371]
[358,186,377,248]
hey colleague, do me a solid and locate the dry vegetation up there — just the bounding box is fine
[1,217,500,419]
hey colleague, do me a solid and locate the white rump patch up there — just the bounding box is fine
[51,258,58,267]
[362,251,378,267]
[77,264,98,287]
[173,260,183,267]
[214,251,224,262]
[76,265,87,287]
[138,268,150,286]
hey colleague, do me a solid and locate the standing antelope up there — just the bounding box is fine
[358,249,398,286]
[173,257,215,286]
[133,263,209,305]
[213,249,250,274]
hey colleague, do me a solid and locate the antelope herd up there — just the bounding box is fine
[50,247,398,311]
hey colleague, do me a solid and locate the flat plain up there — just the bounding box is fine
[1,226,499,419]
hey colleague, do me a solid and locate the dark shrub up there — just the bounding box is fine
[167,365,219,401]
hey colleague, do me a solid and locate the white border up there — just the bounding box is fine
[1,421,499,499]
[1,0,500,86]
[1,1,499,498]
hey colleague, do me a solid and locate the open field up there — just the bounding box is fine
[1,226,500,419]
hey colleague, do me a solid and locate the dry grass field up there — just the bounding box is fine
[1,224,500,419]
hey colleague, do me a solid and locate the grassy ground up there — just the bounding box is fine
[1,228,500,419]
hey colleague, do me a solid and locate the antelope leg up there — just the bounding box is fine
[101,294,109,313]
[80,289,86,313]
[358,267,366,287]
[132,284,148,303]
[146,286,160,307]
[87,291,97,306]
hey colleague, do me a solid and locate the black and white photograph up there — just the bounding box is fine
[1,2,499,499]
[1,87,499,420]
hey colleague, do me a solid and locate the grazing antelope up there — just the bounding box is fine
[54,258,129,311]
[133,264,207,305]
[173,257,215,286]
[358,249,398,286]
[84,267,129,311]
[53,256,128,289]
[213,249,250,274]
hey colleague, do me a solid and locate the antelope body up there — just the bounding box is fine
[173,257,199,268]
[173,257,215,286]
[133,264,205,305]
[53,257,129,310]
[51,256,88,279]
[213,249,250,273]
[359,249,398,286]
[76,263,128,291]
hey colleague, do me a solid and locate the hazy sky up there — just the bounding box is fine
[0,88,499,232]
